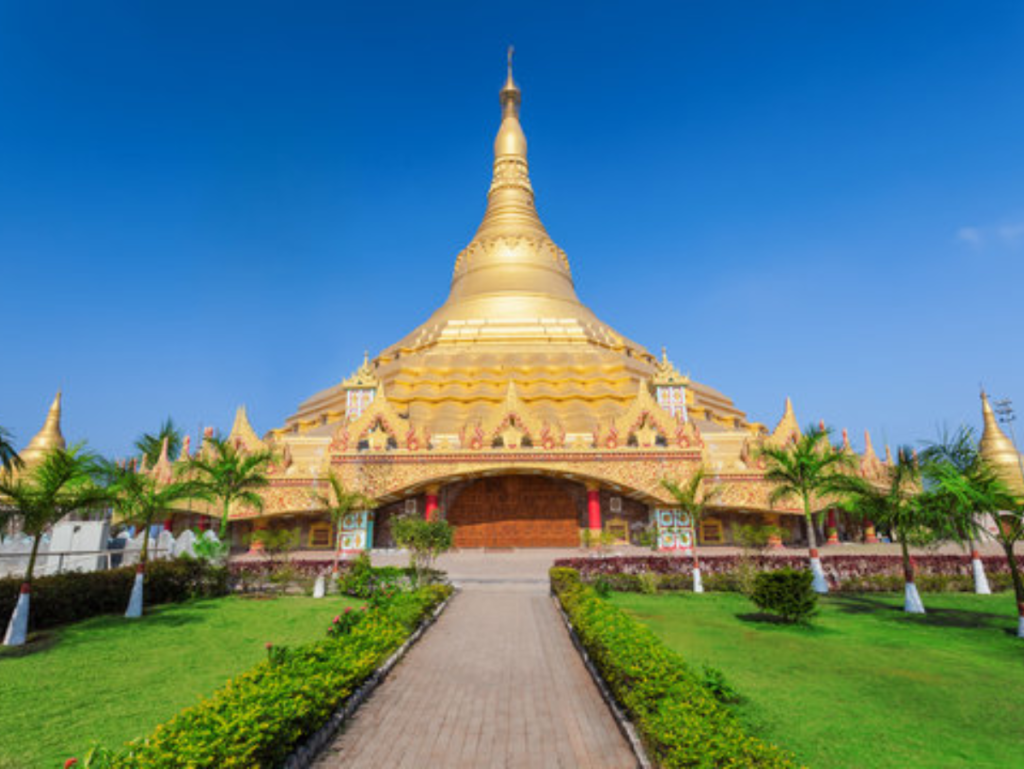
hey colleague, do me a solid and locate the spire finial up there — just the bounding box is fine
[507,45,514,78]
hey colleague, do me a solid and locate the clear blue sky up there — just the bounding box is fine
[2,1,1022,457]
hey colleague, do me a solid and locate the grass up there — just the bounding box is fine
[610,591,1024,769]
[0,594,360,768]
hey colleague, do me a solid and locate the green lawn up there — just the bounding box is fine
[0,594,359,768]
[610,591,1024,769]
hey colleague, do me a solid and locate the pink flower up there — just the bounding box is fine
[333,615,340,623]
[265,642,273,650]
[344,607,353,614]
[64,760,78,769]
[361,605,368,611]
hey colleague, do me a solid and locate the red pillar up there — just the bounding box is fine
[424,493,439,521]
[826,509,839,545]
[163,517,174,532]
[586,487,601,532]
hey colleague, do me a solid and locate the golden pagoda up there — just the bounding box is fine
[12,391,65,471]
[979,391,1024,495]
[192,57,892,552]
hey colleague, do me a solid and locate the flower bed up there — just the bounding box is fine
[0,559,229,632]
[78,584,452,768]
[551,567,793,767]
[554,554,1024,592]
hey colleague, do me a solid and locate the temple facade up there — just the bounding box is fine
[203,62,899,553]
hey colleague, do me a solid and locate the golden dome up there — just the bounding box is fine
[286,57,750,436]
[19,391,66,468]
[979,391,1024,494]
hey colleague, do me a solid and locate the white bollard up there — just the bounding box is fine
[312,575,326,599]
[971,556,991,595]
[692,567,704,594]
[904,581,926,614]
[809,550,829,594]
[1017,615,1024,639]
[125,570,144,618]
[3,587,31,646]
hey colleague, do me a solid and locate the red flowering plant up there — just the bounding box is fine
[327,605,367,638]
[264,642,290,667]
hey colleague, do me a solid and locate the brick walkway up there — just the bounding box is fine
[314,579,636,768]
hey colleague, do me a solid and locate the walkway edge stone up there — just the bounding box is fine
[283,589,457,769]
[551,593,652,769]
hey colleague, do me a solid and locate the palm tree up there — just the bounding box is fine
[924,456,1023,636]
[183,436,274,541]
[759,424,858,593]
[844,447,932,613]
[662,467,721,593]
[316,472,374,581]
[0,426,22,473]
[135,418,183,467]
[920,426,991,593]
[1,445,107,646]
[103,461,197,617]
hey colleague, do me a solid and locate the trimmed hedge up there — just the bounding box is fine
[80,584,452,768]
[0,559,229,632]
[555,554,1024,592]
[551,568,794,767]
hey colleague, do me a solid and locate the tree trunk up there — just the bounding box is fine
[967,535,991,594]
[805,497,828,594]
[901,533,925,614]
[331,518,343,575]
[998,537,1024,637]
[25,533,42,585]
[3,534,40,646]
[219,498,231,540]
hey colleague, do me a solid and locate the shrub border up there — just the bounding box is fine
[550,589,652,769]
[283,588,456,768]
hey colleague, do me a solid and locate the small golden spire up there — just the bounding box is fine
[228,405,265,451]
[979,390,1024,494]
[767,397,800,446]
[19,391,66,468]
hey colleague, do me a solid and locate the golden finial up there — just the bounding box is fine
[19,390,66,468]
[499,45,522,118]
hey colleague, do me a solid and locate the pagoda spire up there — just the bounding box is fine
[19,391,66,468]
[979,390,1024,494]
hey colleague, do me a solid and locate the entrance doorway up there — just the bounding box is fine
[447,475,579,548]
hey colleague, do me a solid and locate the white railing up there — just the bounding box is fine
[0,548,172,579]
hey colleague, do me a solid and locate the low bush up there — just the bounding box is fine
[80,584,453,768]
[339,552,411,599]
[0,559,229,632]
[550,567,794,767]
[751,569,818,624]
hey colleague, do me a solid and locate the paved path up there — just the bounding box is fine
[315,574,636,768]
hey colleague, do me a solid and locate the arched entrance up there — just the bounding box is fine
[447,475,580,548]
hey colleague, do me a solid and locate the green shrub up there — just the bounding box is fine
[392,517,454,584]
[550,568,794,767]
[751,568,818,624]
[700,664,742,705]
[637,572,660,595]
[81,585,453,768]
[0,558,229,632]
